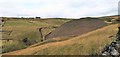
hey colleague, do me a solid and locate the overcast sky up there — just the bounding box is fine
[0,0,119,18]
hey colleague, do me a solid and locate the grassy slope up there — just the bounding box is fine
[4,24,118,55]
[2,19,70,53]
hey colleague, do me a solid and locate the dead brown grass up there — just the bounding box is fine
[3,24,118,55]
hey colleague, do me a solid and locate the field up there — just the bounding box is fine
[46,18,107,38]
[1,16,119,55]
[1,18,70,53]
[4,24,118,55]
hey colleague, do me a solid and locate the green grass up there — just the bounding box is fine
[2,41,26,53]
[2,17,118,55]
[4,20,50,26]
[3,24,118,55]
[2,18,70,53]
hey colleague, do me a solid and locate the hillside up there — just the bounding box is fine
[3,24,118,55]
[1,18,71,53]
[101,15,118,19]
[46,18,107,38]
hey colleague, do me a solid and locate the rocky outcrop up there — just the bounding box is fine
[101,27,120,56]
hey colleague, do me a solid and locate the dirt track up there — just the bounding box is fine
[46,19,107,38]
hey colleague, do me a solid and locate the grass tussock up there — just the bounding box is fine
[4,24,118,55]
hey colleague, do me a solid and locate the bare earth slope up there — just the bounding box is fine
[46,19,107,38]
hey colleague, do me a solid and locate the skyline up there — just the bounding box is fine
[0,0,119,18]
